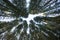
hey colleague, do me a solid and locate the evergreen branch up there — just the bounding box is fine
[0,4,9,11]
[3,0,27,17]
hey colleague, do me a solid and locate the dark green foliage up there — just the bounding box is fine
[0,0,60,40]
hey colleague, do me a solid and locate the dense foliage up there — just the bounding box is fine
[0,0,60,40]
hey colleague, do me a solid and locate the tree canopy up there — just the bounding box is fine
[0,0,60,40]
